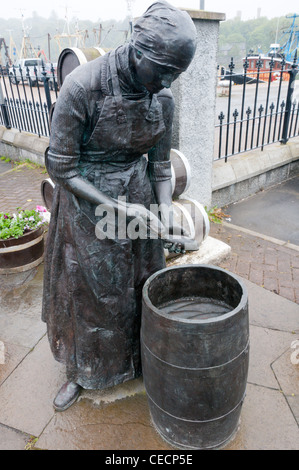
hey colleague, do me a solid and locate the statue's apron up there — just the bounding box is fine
[42,50,167,389]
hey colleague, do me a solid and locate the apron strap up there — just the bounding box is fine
[146,93,160,122]
[109,50,127,125]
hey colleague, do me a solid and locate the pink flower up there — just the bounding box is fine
[36,205,47,212]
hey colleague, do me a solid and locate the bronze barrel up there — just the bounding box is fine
[172,197,210,248]
[57,46,106,88]
[170,149,191,198]
[41,178,55,212]
[141,264,249,450]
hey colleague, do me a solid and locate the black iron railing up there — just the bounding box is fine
[0,56,298,163]
[0,63,58,138]
[215,52,299,161]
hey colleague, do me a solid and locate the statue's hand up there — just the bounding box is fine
[162,233,198,254]
[158,204,198,254]
[117,201,198,253]
[126,203,166,237]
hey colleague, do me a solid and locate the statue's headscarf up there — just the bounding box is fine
[131,1,197,71]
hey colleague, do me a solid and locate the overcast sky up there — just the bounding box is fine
[1,0,298,22]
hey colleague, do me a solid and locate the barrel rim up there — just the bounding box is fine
[174,197,210,241]
[172,200,196,240]
[57,46,106,87]
[170,148,192,194]
[41,177,55,188]
[0,226,44,249]
[142,264,248,325]
[170,165,176,194]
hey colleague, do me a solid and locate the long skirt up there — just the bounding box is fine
[42,157,165,389]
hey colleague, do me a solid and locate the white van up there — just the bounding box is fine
[9,58,44,86]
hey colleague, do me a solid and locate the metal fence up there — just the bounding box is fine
[1,57,299,163]
[215,52,299,161]
[0,63,58,138]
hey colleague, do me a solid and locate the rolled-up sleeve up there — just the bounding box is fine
[147,90,174,183]
[47,75,87,181]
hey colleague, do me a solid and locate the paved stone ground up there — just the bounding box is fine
[210,223,299,305]
[0,161,298,306]
[0,162,48,213]
[0,162,298,450]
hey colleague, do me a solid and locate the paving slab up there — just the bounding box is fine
[226,174,299,246]
[0,264,46,349]
[0,423,31,450]
[37,393,172,451]
[0,335,66,437]
[0,341,31,386]
[243,278,299,333]
[0,254,298,450]
[272,347,299,426]
[224,383,299,450]
[0,164,299,450]
[248,324,296,390]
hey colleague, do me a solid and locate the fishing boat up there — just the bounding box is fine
[245,45,293,82]
[244,14,299,82]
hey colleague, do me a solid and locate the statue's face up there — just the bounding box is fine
[132,50,183,94]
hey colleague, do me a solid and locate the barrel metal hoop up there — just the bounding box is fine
[151,417,241,450]
[141,336,250,371]
[185,197,211,240]
[70,47,88,65]
[0,255,44,273]
[170,148,192,194]
[146,387,246,424]
[0,234,44,253]
[173,200,196,239]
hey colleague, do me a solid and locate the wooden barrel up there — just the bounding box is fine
[141,265,249,450]
[170,149,191,198]
[41,178,55,212]
[172,197,210,249]
[57,46,106,87]
[0,227,44,274]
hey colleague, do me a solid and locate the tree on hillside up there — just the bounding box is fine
[218,14,299,70]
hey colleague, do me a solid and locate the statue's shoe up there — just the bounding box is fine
[53,381,82,411]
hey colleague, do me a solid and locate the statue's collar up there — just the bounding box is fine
[115,44,149,99]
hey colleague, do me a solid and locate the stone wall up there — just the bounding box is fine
[0,127,48,167]
[212,137,299,207]
[171,10,225,207]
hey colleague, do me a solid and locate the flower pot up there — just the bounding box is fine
[0,227,44,274]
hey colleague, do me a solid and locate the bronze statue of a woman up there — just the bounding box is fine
[42,1,197,411]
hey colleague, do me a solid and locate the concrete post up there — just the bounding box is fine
[171,10,225,207]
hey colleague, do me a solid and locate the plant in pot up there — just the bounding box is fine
[0,206,50,273]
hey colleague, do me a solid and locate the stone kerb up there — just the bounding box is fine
[212,137,299,206]
[0,126,48,166]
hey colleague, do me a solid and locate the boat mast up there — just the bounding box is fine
[54,6,86,52]
[19,13,37,59]
[7,30,19,64]
[278,14,299,63]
